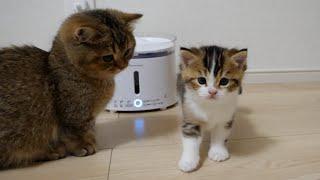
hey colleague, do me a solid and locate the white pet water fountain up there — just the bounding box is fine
[106,34,177,112]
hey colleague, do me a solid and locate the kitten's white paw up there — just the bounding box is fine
[208,145,229,162]
[178,155,200,172]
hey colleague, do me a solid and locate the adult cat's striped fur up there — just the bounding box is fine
[178,45,247,172]
[0,9,142,168]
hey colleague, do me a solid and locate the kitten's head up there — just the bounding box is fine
[180,46,247,100]
[58,9,142,79]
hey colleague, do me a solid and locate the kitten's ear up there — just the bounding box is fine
[74,27,99,43]
[231,49,248,70]
[121,12,143,24]
[180,47,197,67]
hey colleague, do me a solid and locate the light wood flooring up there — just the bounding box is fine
[1,82,320,180]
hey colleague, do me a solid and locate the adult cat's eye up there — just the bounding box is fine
[102,55,114,63]
[197,77,207,85]
[219,78,229,86]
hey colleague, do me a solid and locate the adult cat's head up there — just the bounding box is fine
[180,46,247,100]
[58,9,142,79]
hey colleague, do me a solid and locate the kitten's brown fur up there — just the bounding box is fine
[0,9,142,168]
[180,47,247,93]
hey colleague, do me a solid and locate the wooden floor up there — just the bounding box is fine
[1,82,320,180]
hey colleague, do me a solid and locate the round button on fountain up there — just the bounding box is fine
[133,99,143,108]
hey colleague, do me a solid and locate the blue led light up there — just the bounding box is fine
[134,118,145,138]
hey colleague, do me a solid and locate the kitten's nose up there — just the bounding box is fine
[208,89,217,95]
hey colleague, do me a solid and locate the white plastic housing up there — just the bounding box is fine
[106,35,177,111]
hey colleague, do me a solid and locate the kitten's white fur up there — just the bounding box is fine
[179,71,238,172]
[178,136,201,172]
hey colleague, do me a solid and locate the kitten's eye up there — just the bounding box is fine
[219,78,229,86]
[102,55,114,63]
[197,77,207,85]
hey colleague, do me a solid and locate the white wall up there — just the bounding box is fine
[1,0,320,82]
[0,0,65,50]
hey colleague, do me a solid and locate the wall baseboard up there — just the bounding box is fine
[245,69,320,84]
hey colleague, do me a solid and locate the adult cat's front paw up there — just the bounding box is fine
[178,155,200,172]
[46,144,67,160]
[63,131,97,157]
[208,144,229,162]
[71,143,97,157]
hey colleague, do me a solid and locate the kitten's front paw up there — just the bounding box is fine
[208,145,229,162]
[178,155,200,172]
[71,143,97,157]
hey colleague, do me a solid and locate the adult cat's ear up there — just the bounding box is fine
[231,49,248,71]
[74,27,99,43]
[180,47,197,67]
[121,12,143,24]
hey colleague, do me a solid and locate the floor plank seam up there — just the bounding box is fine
[110,132,320,150]
[107,148,113,180]
[230,132,320,141]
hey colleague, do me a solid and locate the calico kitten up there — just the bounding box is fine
[0,9,142,168]
[177,45,247,172]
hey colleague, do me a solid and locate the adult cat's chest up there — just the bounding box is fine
[53,68,115,119]
[90,79,115,116]
[72,76,115,116]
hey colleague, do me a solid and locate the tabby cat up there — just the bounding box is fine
[177,45,247,172]
[0,9,142,168]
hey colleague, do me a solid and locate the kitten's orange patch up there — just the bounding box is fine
[180,47,247,92]
[180,49,207,91]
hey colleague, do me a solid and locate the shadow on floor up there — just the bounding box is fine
[231,106,276,156]
[197,106,276,168]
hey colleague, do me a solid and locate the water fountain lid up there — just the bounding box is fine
[134,34,176,54]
